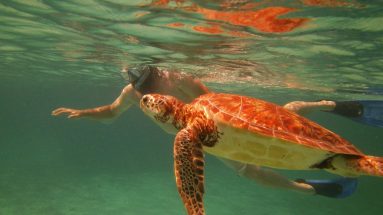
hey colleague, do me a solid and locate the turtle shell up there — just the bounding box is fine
[192,93,363,156]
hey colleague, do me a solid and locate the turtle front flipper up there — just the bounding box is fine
[174,128,205,215]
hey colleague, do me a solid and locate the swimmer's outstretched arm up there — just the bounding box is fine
[52,85,139,122]
[283,100,336,114]
[285,100,383,127]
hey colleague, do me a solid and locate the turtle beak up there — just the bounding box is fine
[140,94,168,118]
[140,94,174,123]
[140,94,159,116]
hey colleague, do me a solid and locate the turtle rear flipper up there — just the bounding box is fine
[326,154,383,177]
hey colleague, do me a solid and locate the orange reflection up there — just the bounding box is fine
[194,6,308,33]
[135,11,151,18]
[193,24,224,34]
[220,1,265,10]
[167,22,185,27]
[227,30,253,38]
[167,22,252,37]
[151,0,185,6]
[151,0,308,34]
[302,0,359,7]
[151,0,169,6]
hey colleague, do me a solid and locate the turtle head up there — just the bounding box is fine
[140,94,180,124]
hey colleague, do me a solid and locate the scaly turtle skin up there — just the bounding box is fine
[140,93,383,215]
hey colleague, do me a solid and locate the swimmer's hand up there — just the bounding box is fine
[51,108,84,119]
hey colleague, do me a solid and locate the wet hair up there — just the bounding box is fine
[128,65,162,94]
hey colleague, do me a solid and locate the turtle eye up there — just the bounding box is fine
[142,96,149,104]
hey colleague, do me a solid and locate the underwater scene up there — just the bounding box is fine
[1,0,383,214]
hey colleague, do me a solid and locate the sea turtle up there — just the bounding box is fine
[140,92,383,215]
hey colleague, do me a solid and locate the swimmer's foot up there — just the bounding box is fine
[295,178,358,198]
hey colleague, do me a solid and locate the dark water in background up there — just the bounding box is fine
[1,0,383,214]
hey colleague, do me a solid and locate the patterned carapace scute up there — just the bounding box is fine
[192,93,363,156]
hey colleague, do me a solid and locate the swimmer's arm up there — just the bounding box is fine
[283,100,336,114]
[52,85,139,122]
[80,85,137,120]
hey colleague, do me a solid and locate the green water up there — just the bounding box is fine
[1,0,383,214]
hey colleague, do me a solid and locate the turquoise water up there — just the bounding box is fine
[1,0,383,214]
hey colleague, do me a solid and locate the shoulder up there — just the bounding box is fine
[121,84,135,95]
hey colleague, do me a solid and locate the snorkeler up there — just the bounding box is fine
[52,65,209,122]
[52,64,362,198]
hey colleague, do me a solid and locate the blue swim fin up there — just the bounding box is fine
[331,100,383,128]
[296,178,358,198]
